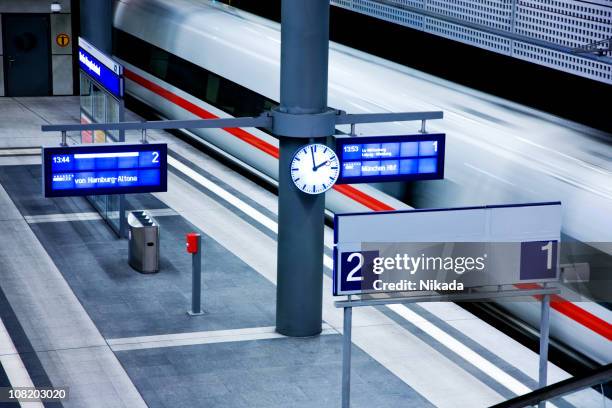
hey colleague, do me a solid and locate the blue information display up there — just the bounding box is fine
[335,134,445,184]
[42,143,167,197]
[78,37,123,99]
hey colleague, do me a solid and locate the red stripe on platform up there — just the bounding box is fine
[125,67,610,340]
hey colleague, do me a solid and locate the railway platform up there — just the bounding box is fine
[0,96,605,408]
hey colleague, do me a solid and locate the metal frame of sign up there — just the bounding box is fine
[42,143,168,198]
[335,133,445,184]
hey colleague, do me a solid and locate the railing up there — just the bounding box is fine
[490,363,612,408]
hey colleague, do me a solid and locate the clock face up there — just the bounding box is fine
[291,143,340,194]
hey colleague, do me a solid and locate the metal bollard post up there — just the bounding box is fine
[186,232,204,316]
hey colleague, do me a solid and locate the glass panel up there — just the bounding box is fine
[92,83,106,124]
[106,96,120,142]
[106,194,121,233]
[79,71,125,237]
[79,75,92,116]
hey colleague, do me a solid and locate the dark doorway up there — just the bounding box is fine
[2,14,51,96]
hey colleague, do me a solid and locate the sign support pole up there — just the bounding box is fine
[538,293,551,408]
[337,287,559,407]
[342,305,353,408]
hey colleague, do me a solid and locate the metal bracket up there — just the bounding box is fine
[41,110,444,139]
[270,108,338,138]
[420,120,427,134]
[335,110,443,125]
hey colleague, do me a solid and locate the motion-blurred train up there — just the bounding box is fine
[112,0,612,364]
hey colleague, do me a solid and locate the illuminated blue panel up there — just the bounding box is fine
[400,142,419,157]
[380,160,399,175]
[42,143,167,198]
[419,141,438,156]
[418,158,438,173]
[399,159,418,174]
[342,162,361,177]
[342,144,362,161]
[78,47,123,99]
[361,161,381,176]
[335,134,445,184]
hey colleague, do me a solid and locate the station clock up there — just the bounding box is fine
[290,143,339,195]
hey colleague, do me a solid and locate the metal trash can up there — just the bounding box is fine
[127,211,159,273]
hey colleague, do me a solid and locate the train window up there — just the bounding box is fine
[113,28,278,121]
[206,74,220,105]
[216,79,241,115]
[114,29,150,70]
[166,56,206,99]
[149,48,169,80]
[263,100,276,112]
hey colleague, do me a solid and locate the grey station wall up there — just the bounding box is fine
[0,0,73,96]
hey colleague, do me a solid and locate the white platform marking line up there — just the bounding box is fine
[169,157,278,233]
[24,212,102,223]
[168,153,547,396]
[170,157,334,269]
[108,325,337,352]
[388,304,546,400]
[0,149,40,157]
[24,209,178,224]
[0,318,44,408]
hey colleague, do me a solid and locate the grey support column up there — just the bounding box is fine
[80,0,113,53]
[275,0,331,337]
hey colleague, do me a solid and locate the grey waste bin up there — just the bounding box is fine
[127,211,159,273]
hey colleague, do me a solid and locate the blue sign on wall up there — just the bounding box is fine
[78,37,123,99]
[42,143,168,197]
[335,134,445,184]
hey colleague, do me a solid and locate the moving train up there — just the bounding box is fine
[112,0,612,365]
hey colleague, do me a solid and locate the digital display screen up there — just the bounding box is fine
[78,47,123,98]
[42,143,167,197]
[335,134,445,184]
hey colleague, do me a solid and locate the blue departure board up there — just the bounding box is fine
[335,134,445,184]
[42,143,167,197]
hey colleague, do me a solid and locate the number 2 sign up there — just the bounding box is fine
[336,250,379,295]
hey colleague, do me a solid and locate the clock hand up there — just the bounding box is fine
[313,160,330,171]
[311,146,316,171]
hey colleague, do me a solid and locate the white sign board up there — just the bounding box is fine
[333,202,562,296]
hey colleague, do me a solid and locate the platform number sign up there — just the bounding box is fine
[337,251,379,294]
[520,240,558,280]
